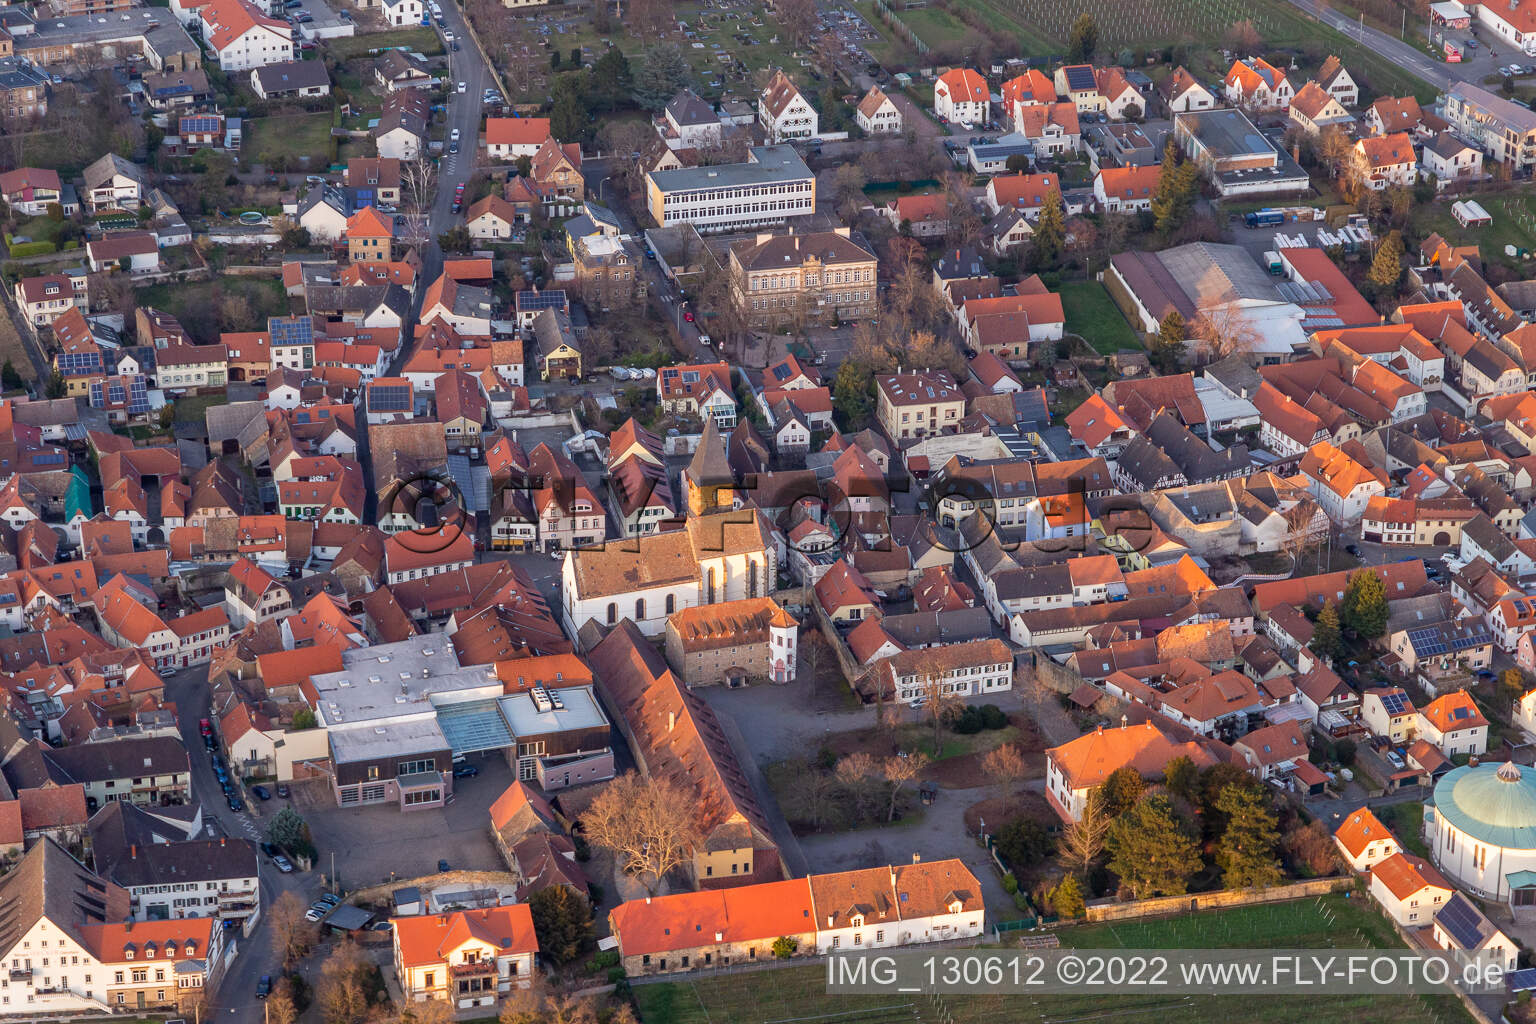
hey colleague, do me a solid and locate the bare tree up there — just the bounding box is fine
[912,662,965,756]
[266,979,299,1024]
[901,330,966,378]
[880,753,928,821]
[499,982,553,1024]
[800,757,839,826]
[835,751,882,821]
[397,997,456,1024]
[1191,301,1262,362]
[89,271,135,317]
[629,0,675,37]
[832,163,869,223]
[269,891,317,968]
[1280,498,1325,573]
[943,171,983,248]
[776,0,817,43]
[580,773,700,893]
[400,154,439,228]
[981,743,1028,784]
[598,120,655,196]
[1225,19,1262,55]
[1060,789,1112,875]
[316,940,371,1024]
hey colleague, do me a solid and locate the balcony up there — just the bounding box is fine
[449,961,498,979]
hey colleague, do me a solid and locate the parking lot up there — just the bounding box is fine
[294,751,514,889]
[283,0,354,41]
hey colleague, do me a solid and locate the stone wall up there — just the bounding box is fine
[1083,877,1352,922]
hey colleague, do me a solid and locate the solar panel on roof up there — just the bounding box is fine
[368,384,411,412]
[1436,894,1485,950]
[1065,65,1095,91]
[269,316,313,346]
[1378,691,1409,715]
[1508,968,1536,993]
[180,115,220,133]
[516,291,565,311]
[1408,627,1447,657]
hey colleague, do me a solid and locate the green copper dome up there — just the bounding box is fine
[1434,761,1536,850]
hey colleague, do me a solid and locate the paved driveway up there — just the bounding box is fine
[300,751,514,889]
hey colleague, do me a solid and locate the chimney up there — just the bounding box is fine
[130,844,137,859]
[667,711,676,732]
[645,896,652,904]
[1121,714,1128,728]
[912,852,921,864]
[220,837,226,847]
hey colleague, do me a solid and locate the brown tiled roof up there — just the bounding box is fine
[588,620,777,858]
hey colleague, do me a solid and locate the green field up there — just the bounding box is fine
[633,896,1474,1024]
[1410,189,1536,274]
[1059,280,1141,354]
[327,27,444,60]
[862,0,1433,102]
[135,277,290,342]
[242,112,337,169]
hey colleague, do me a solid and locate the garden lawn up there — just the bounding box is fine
[135,277,289,337]
[1411,190,1536,274]
[328,28,443,59]
[242,112,336,170]
[1375,802,1428,858]
[633,898,1473,1024]
[1059,280,1141,354]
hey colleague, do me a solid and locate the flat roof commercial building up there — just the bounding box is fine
[1173,109,1310,196]
[645,145,815,234]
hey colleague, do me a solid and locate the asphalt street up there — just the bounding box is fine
[162,667,321,1024]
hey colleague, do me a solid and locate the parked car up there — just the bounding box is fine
[303,906,325,922]
[683,310,695,322]
[449,128,460,141]
[452,763,479,778]
[257,976,272,999]
[198,718,213,737]
[272,855,294,873]
[277,784,290,798]
[260,841,279,857]
[226,795,242,812]
[438,859,452,872]
[252,785,271,800]
[449,142,459,155]
[456,81,466,93]
[1345,544,1361,557]
[318,894,340,907]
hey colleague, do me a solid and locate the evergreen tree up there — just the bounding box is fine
[549,76,589,142]
[1310,599,1343,660]
[590,48,634,111]
[1096,766,1145,818]
[527,885,592,964]
[1367,230,1405,296]
[1215,786,1282,889]
[1150,140,1198,236]
[1151,311,1186,373]
[632,44,693,111]
[1106,794,1201,899]
[1163,755,1199,803]
[833,361,874,430]
[1068,13,1099,62]
[1032,186,1066,267]
[1051,874,1086,918]
[1341,568,1388,638]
